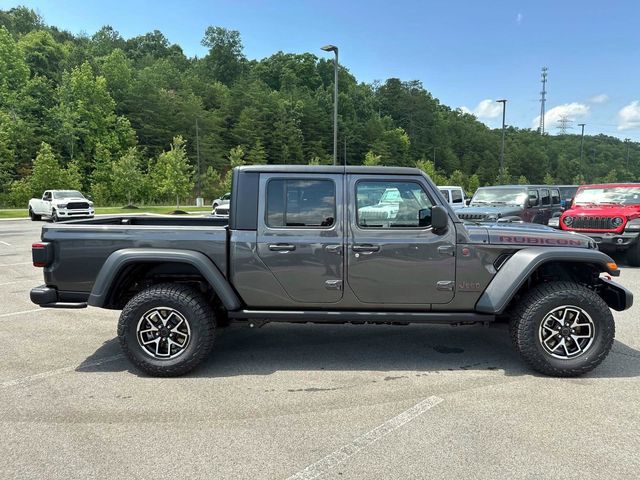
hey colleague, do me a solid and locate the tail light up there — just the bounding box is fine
[32,242,52,267]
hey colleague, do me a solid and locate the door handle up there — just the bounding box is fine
[352,244,380,253]
[325,244,342,255]
[268,243,296,252]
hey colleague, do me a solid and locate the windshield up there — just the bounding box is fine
[53,190,84,199]
[471,188,527,205]
[574,186,640,205]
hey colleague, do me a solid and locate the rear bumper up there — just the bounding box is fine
[30,285,87,308]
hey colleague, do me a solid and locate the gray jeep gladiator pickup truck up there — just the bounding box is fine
[30,166,632,377]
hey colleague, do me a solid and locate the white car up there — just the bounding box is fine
[438,186,468,209]
[28,190,95,222]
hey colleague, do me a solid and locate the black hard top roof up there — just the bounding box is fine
[236,165,423,175]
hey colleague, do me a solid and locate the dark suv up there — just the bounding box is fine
[457,185,563,224]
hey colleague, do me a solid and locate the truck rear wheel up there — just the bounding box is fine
[117,283,216,377]
[510,281,614,377]
[29,208,41,221]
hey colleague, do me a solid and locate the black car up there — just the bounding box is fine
[456,185,564,224]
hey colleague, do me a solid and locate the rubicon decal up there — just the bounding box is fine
[498,235,583,246]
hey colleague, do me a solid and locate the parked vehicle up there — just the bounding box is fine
[558,185,579,209]
[213,202,230,217]
[456,185,563,224]
[212,193,230,211]
[549,183,640,266]
[438,186,468,209]
[31,166,631,377]
[28,190,94,222]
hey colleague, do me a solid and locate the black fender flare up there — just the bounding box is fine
[475,247,621,314]
[88,248,242,311]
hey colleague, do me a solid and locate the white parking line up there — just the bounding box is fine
[0,308,49,318]
[0,354,125,389]
[285,396,444,480]
[0,240,11,246]
[0,262,32,267]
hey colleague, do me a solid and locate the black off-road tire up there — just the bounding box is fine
[51,209,58,222]
[510,281,614,377]
[626,241,640,267]
[117,283,216,377]
[29,208,41,221]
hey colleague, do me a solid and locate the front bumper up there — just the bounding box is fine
[57,208,95,218]
[574,231,640,249]
[599,277,633,311]
[30,285,87,308]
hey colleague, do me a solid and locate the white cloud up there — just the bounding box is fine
[532,102,590,130]
[617,101,640,131]
[589,93,609,104]
[516,13,523,24]
[460,99,503,120]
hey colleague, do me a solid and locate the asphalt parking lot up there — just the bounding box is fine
[1,219,639,480]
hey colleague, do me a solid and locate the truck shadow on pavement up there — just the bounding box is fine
[77,323,640,379]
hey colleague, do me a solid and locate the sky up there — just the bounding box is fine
[4,0,640,140]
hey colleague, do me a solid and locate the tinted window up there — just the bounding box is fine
[452,189,463,203]
[439,189,450,202]
[540,189,550,206]
[551,189,560,205]
[357,181,434,228]
[266,179,335,228]
[527,189,539,207]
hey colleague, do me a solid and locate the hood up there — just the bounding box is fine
[566,204,640,217]
[457,204,523,220]
[464,222,594,248]
[54,197,88,204]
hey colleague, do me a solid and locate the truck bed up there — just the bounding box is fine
[40,215,229,298]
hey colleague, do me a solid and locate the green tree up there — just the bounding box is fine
[363,150,381,166]
[201,26,245,85]
[495,167,512,185]
[517,175,529,185]
[111,147,143,205]
[543,172,555,185]
[151,136,193,208]
[0,26,29,105]
[201,165,222,201]
[18,29,66,80]
[466,174,480,196]
[415,158,447,185]
[246,139,267,165]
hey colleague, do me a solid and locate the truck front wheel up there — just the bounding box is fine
[117,283,216,377]
[510,281,614,376]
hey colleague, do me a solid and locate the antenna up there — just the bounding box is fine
[539,67,548,134]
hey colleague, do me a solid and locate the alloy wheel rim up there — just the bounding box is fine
[136,307,191,359]
[538,305,595,359]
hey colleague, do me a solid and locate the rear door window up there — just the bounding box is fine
[527,189,539,207]
[551,189,560,205]
[439,189,450,202]
[540,189,550,206]
[266,179,336,228]
[452,189,463,204]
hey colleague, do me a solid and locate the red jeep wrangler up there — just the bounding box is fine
[551,183,640,265]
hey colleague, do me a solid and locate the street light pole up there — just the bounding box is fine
[578,123,586,164]
[321,45,339,165]
[496,99,507,171]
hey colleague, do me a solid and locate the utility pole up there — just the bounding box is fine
[195,118,201,198]
[539,67,548,135]
[433,146,438,168]
[321,45,339,165]
[578,123,586,164]
[625,138,631,169]
[496,99,507,171]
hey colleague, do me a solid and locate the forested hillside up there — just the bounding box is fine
[0,6,638,207]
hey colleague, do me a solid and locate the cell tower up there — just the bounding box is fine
[539,67,548,134]
[556,115,573,135]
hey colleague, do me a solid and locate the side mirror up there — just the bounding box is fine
[420,206,448,231]
[465,199,471,206]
